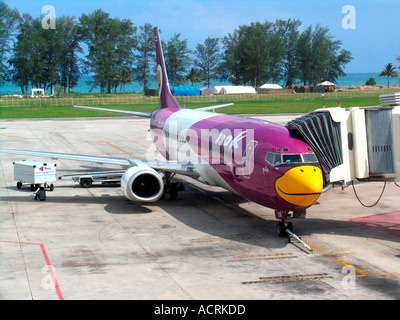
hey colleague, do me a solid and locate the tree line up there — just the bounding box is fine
[1,3,354,94]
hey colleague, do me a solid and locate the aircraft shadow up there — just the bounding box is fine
[1,186,152,215]
[159,183,400,248]
[2,180,398,250]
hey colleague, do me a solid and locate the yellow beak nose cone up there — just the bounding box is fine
[275,166,323,207]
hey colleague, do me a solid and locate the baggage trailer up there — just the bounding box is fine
[13,160,56,191]
[59,170,125,188]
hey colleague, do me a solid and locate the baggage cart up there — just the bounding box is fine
[14,160,56,191]
[58,170,125,188]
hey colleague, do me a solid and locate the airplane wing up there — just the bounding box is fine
[0,148,133,166]
[193,103,234,112]
[0,148,200,178]
[0,106,208,178]
[74,103,234,115]
[145,160,200,178]
[73,105,152,117]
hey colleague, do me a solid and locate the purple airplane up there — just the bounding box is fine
[0,27,323,236]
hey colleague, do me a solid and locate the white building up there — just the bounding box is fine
[219,86,256,95]
[260,84,283,90]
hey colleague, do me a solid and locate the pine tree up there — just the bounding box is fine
[163,33,192,86]
[194,37,220,88]
[0,2,20,87]
[134,23,155,91]
[79,9,136,93]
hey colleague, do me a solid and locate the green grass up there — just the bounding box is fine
[210,96,380,114]
[0,104,158,119]
[0,96,380,119]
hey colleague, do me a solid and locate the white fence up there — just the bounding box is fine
[0,89,397,108]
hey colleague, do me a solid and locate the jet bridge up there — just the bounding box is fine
[287,93,400,186]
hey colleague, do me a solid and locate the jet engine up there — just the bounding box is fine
[121,166,164,202]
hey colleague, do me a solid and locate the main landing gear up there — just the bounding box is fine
[161,172,185,200]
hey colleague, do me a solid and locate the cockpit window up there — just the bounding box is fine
[282,154,302,164]
[265,152,274,165]
[273,153,281,165]
[302,153,318,163]
[265,152,318,166]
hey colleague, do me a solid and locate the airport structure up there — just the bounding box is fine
[287,101,400,186]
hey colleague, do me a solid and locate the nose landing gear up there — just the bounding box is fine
[275,210,293,237]
[275,210,312,251]
[277,220,293,237]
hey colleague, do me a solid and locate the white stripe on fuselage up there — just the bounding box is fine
[164,109,218,133]
[163,109,218,159]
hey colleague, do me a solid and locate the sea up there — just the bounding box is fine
[0,72,398,95]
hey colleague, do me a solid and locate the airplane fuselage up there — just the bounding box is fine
[150,107,323,213]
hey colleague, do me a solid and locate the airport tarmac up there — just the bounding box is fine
[0,114,399,300]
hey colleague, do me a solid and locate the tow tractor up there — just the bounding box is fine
[58,170,125,188]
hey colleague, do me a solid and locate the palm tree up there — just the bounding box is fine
[379,63,398,87]
[397,56,400,69]
[186,68,204,86]
[113,69,134,93]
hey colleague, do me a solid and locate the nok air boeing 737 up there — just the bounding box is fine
[0,27,323,237]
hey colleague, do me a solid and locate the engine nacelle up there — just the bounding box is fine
[121,166,164,202]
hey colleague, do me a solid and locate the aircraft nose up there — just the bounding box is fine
[275,166,323,207]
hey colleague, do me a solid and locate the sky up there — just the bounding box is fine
[3,0,400,73]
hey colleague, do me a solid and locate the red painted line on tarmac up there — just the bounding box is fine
[0,240,64,300]
[349,210,400,241]
[39,243,64,300]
